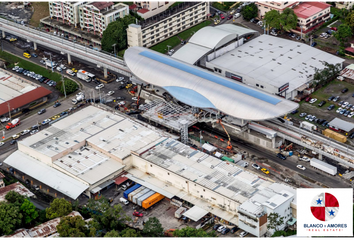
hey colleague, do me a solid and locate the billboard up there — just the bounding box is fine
[278,82,289,93]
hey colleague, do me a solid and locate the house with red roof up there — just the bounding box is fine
[256,1,300,19]
[134,1,175,19]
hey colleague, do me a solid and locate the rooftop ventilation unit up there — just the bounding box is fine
[270,51,273,53]
[238,50,242,52]
[259,48,263,50]
[53,137,59,140]
[231,54,235,56]
[288,57,292,59]
[55,141,58,144]
[249,46,253,48]
[302,62,307,65]
[80,128,84,132]
[68,156,72,158]
[93,122,96,125]
[66,142,69,144]
[69,165,72,168]
[60,160,63,163]
[119,129,124,132]
[292,68,296,71]
[259,41,263,43]
[279,46,283,48]
[290,49,293,51]
[77,160,80,163]
[312,57,316,60]
[277,62,282,65]
[45,133,48,136]
[297,52,301,54]
[259,56,263,59]
[272,59,276,61]
[106,115,110,118]
[280,54,283,56]
[268,43,272,46]
[55,147,59,150]
[245,52,249,54]
[238,56,242,58]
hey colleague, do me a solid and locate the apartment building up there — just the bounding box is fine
[133,1,175,19]
[79,2,129,36]
[49,2,86,27]
[127,2,209,48]
[256,1,299,19]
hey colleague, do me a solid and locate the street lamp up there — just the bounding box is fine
[112,43,117,57]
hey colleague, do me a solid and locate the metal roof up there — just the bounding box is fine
[125,47,299,120]
[4,151,88,200]
[0,182,34,202]
[328,117,354,132]
[182,205,209,221]
[171,43,211,65]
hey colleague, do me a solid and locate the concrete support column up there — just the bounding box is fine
[318,154,322,160]
[2,31,5,39]
[104,67,107,78]
[272,137,276,148]
[247,128,250,134]
[33,42,37,50]
[67,53,71,65]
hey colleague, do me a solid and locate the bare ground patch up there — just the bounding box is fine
[29,2,49,27]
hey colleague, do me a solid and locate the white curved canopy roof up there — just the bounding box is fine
[125,47,298,121]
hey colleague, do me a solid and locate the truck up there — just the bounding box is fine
[175,207,187,219]
[142,193,165,209]
[72,94,85,105]
[45,60,56,69]
[137,190,155,206]
[5,118,20,130]
[123,184,141,199]
[300,121,317,131]
[221,156,234,163]
[128,186,146,202]
[310,158,337,176]
[322,129,347,143]
[77,70,96,83]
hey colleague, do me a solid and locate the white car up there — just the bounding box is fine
[0,142,4,147]
[76,92,84,98]
[59,64,66,70]
[297,165,306,170]
[299,112,307,117]
[30,130,39,135]
[42,119,51,125]
[299,156,310,162]
[342,102,349,108]
[168,49,175,55]
[336,107,343,113]
[305,114,312,120]
[12,134,20,140]
[1,117,10,123]
[309,98,317,104]
[252,163,260,170]
[107,91,115,96]
[132,97,138,101]
[116,77,124,82]
[240,231,248,238]
[21,129,30,136]
[56,67,62,72]
[95,84,104,90]
[217,226,226,232]
[119,101,126,106]
[349,112,354,118]
[270,31,277,36]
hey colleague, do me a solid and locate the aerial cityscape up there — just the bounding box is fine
[0,0,353,238]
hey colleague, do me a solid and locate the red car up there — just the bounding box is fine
[305,96,311,102]
[227,15,233,20]
[330,27,338,31]
[220,13,225,19]
[133,211,143,217]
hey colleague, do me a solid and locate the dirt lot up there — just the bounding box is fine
[29,2,49,27]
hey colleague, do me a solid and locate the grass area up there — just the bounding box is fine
[212,2,229,11]
[150,20,212,53]
[168,2,183,9]
[29,2,49,27]
[118,49,126,57]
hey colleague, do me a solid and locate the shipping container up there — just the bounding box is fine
[128,186,146,202]
[123,184,141,199]
[300,121,317,131]
[175,207,187,218]
[221,156,234,163]
[137,190,156,206]
[322,129,347,143]
[142,193,165,209]
[310,158,337,176]
[132,188,151,204]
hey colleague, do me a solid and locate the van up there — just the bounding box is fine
[23,52,31,58]
[120,197,129,205]
[234,13,241,19]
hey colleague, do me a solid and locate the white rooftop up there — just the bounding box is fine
[0,71,36,103]
[209,34,344,93]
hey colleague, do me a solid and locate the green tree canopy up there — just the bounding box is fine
[0,202,23,235]
[279,8,298,32]
[263,10,281,30]
[55,79,78,95]
[104,230,120,237]
[142,217,164,237]
[173,226,217,237]
[241,3,258,21]
[5,191,25,207]
[46,198,72,219]
[334,24,352,46]
[267,212,284,232]
[56,216,88,237]
[20,199,39,224]
[120,228,142,237]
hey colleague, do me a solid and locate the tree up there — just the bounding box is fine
[173,226,217,237]
[314,62,342,87]
[334,24,352,46]
[345,10,354,30]
[0,202,23,235]
[267,212,284,232]
[55,79,78,95]
[56,216,88,237]
[241,3,258,21]
[119,228,142,237]
[104,230,120,237]
[20,199,39,224]
[263,10,281,30]
[46,198,72,219]
[5,191,25,207]
[279,8,298,32]
[142,217,163,237]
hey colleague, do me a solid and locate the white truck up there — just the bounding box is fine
[77,70,95,83]
[310,158,337,175]
[45,60,57,68]
[175,207,187,219]
[72,94,84,105]
[300,121,317,131]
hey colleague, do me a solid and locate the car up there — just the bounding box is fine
[107,91,115,96]
[318,100,326,107]
[31,53,38,58]
[319,119,326,125]
[336,107,343,113]
[309,115,317,122]
[53,102,61,108]
[230,226,239,234]
[240,231,248,238]
[327,104,335,111]
[221,228,230,235]
[132,211,143,217]
[132,97,138,101]
[60,111,68,117]
[349,112,354,118]
[344,110,350,116]
[299,112,307,117]
[220,13,225,19]
[350,132,354,139]
[299,156,310,162]
[270,31,277,36]
[10,140,17,145]
[217,226,226,232]
[338,100,344,106]
[9,37,17,42]
[71,68,78,73]
[95,84,104,90]
[322,121,329,127]
[30,129,38,135]
[252,163,260,170]
[56,66,62,72]
[305,96,311,102]
[42,119,51,125]
[347,104,353,109]
[305,114,312,120]
[227,15,233,20]
[277,153,286,160]
[340,109,346,115]
[213,224,221,230]
[181,40,187,45]
[214,19,220,25]
[12,66,19,71]
[0,142,4,147]
[116,77,125,82]
[12,134,20,140]
[77,103,85,108]
[21,129,30,136]
[342,102,349,108]
[342,88,349,93]
[261,168,269,174]
[37,108,46,115]
[116,97,125,100]
[297,165,306,170]
[333,96,340,102]
[309,98,317,104]
[1,117,10,123]
[311,42,317,47]
[330,27,338,31]
[118,85,125,90]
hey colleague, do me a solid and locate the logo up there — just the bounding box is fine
[311,192,339,221]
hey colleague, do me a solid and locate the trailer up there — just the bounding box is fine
[132,188,151,205]
[322,129,347,143]
[221,156,234,163]
[77,70,95,83]
[123,184,141,199]
[128,186,146,202]
[137,190,155,206]
[300,121,317,131]
[142,193,165,209]
[175,207,187,219]
[310,158,337,176]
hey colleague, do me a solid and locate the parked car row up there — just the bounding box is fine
[212,224,246,236]
[11,66,57,87]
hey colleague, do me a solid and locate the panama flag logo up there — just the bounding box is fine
[310,192,339,221]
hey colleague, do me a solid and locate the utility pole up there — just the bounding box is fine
[200,131,203,149]
[167,45,171,53]
[50,53,53,73]
[112,43,116,57]
[61,69,66,98]
[7,102,11,119]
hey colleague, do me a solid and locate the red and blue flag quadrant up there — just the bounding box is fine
[311,193,339,221]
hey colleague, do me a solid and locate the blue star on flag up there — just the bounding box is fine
[329,210,335,216]
[316,198,322,205]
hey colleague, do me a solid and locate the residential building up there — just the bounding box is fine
[133,1,175,19]
[49,2,86,28]
[0,182,34,202]
[293,2,331,34]
[256,1,299,19]
[127,2,209,48]
[335,1,354,10]
[79,2,129,36]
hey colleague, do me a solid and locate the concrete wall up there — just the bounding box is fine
[18,143,52,165]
